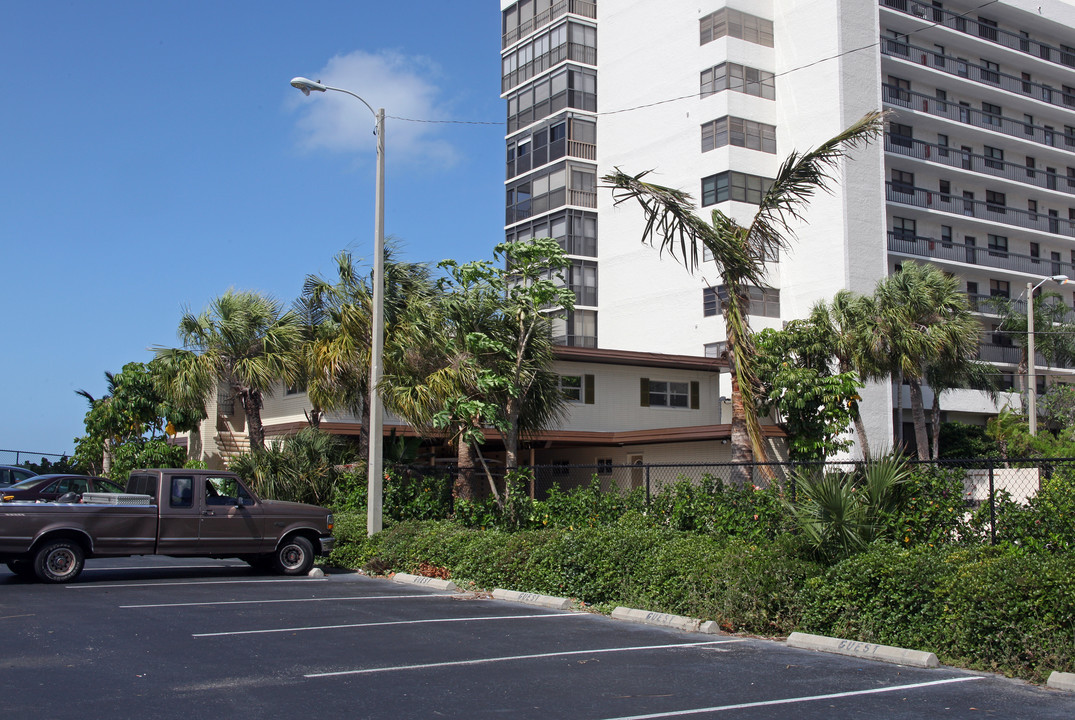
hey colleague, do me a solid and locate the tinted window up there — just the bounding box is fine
[170,477,194,508]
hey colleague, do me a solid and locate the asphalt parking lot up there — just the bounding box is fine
[2,557,1073,719]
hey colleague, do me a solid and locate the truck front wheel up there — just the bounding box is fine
[273,536,314,575]
[33,540,85,583]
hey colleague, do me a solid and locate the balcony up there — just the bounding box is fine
[889,232,1075,276]
[977,333,1075,369]
[503,0,597,49]
[884,134,1075,198]
[879,0,1075,74]
[881,36,1075,112]
[502,39,597,93]
[886,183,1075,239]
[883,85,1075,157]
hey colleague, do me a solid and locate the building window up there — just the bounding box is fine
[1026,156,1037,178]
[566,259,598,306]
[987,234,1008,257]
[596,458,613,475]
[892,217,916,241]
[704,285,780,318]
[285,381,307,396]
[700,62,775,100]
[699,7,774,47]
[981,101,1002,127]
[890,122,913,149]
[990,279,1010,298]
[939,179,951,202]
[986,190,1006,214]
[886,75,910,103]
[704,341,726,359]
[505,66,597,134]
[558,374,594,404]
[1030,241,1041,264]
[890,169,914,196]
[977,16,998,41]
[980,59,1000,84]
[983,146,1003,169]
[646,380,691,408]
[937,133,949,157]
[701,116,777,154]
[501,21,596,93]
[552,309,597,348]
[701,171,773,206]
[505,209,598,258]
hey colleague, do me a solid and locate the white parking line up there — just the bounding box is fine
[67,578,325,589]
[305,640,743,678]
[122,594,442,609]
[194,611,586,638]
[592,676,984,719]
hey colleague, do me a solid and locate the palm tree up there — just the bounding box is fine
[603,111,884,481]
[924,348,998,459]
[871,262,982,460]
[154,290,302,452]
[300,246,438,457]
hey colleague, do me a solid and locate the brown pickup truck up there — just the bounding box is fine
[0,468,334,583]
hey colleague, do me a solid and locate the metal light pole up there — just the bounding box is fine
[291,77,385,536]
[1025,274,1069,436]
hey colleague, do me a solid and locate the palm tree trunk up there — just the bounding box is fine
[504,397,521,471]
[896,370,905,450]
[853,413,871,460]
[907,378,930,460]
[930,391,941,460]
[729,369,753,486]
[454,439,476,501]
[242,389,266,451]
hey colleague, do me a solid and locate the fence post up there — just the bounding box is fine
[987,459,996,546]
[645,465,651,506]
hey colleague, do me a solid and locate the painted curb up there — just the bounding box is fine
[612,606,702,633]
[699,620,722,634]
[492,588,573,610]
[1047,671,1075,692]
[787,632,939,668]
[391,573,459,592]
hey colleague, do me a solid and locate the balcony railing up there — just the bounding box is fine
[884,135,1075,197]
[552,333,598,348]
[502,40,597,93]
[889,232,1075,276]
[879,0,1075,73]
[503,0,597,48]
[568,189,597,207]
[507,136,597,179]
[977,334,1075,369]
[886,183,1075,238]
[883,84,1075,156]
[881,36,1075,112]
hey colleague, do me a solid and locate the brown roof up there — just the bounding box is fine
[554,345,728,372]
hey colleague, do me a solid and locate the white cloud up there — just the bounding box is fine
[290,50,460,167]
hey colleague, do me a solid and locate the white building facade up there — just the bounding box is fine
[500,0,1075,453]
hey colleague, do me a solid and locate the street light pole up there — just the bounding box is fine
[291,77,385,536]
[1025,274,1069,436]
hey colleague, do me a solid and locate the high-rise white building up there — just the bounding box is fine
[500,0,1075,453]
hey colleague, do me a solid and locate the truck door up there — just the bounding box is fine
[198,476,266,553]
[156,475,203,554]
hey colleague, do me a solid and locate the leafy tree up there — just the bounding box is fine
[386,239,574,503]
[603,111,883,483]
[754,317,861,463]
[73,362,203,476]
[154,290,302,452]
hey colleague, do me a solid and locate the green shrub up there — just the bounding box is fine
[647,476,787,540]
[888,464,970,547]
[973,467,1075,552]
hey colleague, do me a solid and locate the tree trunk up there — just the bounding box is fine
[930,391,942,460]
[729,369,753,486]
[242,389,265,451]
[454,439,476,501]
[504,398,521,471]
[896,370,905,450]
[907,377,930,461]
[1016,354,1029,415]
[853,413,871,460]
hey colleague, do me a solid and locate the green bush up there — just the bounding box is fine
[800,543,1075,682]
[885,464,970,548]
[974,467,1075,552]
[107,438,188,483]
[647,475,787,540]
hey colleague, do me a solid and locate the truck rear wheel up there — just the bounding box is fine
[273,536,314,575]
[33,540,85,583]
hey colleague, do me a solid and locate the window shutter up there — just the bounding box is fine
[690,381,700,409]
[640,377,650,407]
[584,374,595,404]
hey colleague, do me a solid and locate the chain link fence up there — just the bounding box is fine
[0,449,69,467]
[480,457,1070,546]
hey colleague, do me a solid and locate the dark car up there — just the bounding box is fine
[0,465,37,489]
[1,474,124,502]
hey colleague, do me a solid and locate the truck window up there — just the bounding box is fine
[170,477,194,508]
[205,477,254,507]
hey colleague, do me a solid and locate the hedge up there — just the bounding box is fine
[329,515,1075,682]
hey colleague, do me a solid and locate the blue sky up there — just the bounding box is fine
[1,2,506,455]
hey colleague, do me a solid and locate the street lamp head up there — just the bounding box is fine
[290,77,327,96]
[1051,274,1071,284]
